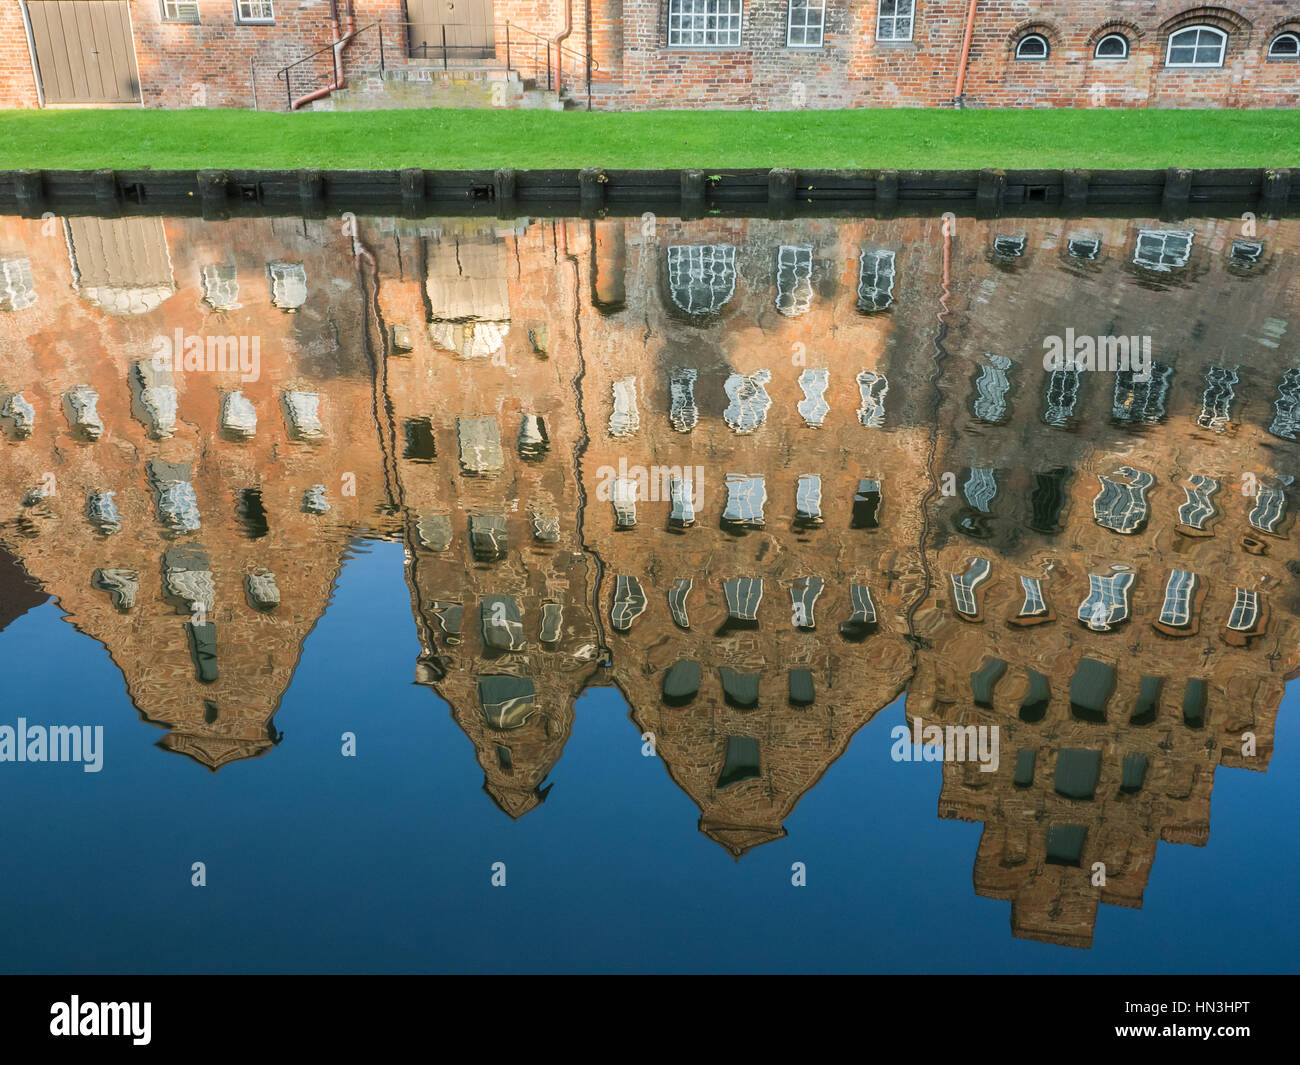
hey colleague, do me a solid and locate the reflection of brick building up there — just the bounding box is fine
[2,208,1297,946]
[0,213,390,767]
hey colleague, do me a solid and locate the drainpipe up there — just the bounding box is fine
[292,0,357,110]
[553,0,574,98]
[952,0,979,108]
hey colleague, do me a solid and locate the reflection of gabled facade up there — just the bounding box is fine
[373,218,604,817]
[1,208,1297,945]
[0,214,390,768]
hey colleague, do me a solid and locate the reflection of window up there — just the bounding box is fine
[1160,570,1199,627]
[162,0,200,21]
[788,0,826,47]
[0,258,37,312]
[1230,238,1263,266]
[1134,228,1192,271]
[667,244,736,314]
[235,1,275,23]
[1166,26,1227,67]
[1043,366,1081,427]
[267,261,307,310]
[856,370,888,427]
[200,264,240,310]
[1015,34,1050,60]
[1113,361,1172,424]
[1178,475,1219,530]
[1093,467,1153,534]
[1197,365,1238,432]
[1228,588,1262,631]
[951,558,991,618]
[1269,368,1300,441]
[994,235,1026,257]
[857,249,895,311]
[1094,33,1129,59]
[1068,236,1101,259]
[667,0,743,47]
[1078,572,1134,631]
[1269,33,1300,59]
[964,468,998,513]
[972,353,1013,423]
[876,0,914,42]
[775,244,813,316]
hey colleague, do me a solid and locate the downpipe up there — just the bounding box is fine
[291,0,358,110]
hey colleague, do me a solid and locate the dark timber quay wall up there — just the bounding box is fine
[0,167,1293,217]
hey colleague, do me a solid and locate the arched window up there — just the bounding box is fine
[1094,33,1129,59]
[1166,25,1227,67]
[1015,33,1050,60]
[1268,32,1300,59]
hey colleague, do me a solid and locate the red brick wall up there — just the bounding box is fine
[1,0,1296,110]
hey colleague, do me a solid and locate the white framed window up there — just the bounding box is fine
[876,0,914,43]
[161,0,200,21]
[1133,228,1193,271]
[787,0,825,47]
[200,264,241,310]
[1268,33,1300,59]
[667,0,743,48]
[1094,33,1128,59]
[1166,26,1227,67]
[267,261,307,310]
[235,1,275,24]
[0,258,37,312]
[858,248,895,311]
[775,244,813,316]
[1015,33,1050,60]
[667,244,736,314]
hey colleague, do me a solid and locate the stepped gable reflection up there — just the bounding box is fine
[1,210,1297,948]
[0,214,391,768]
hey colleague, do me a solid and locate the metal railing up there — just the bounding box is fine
[275,19,598,112]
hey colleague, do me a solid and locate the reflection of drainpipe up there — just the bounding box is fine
[292,0,357,110]
[952,0,979,108]
[553,0,573,98]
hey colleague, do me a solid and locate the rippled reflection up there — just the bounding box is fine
[0,209,1296,951]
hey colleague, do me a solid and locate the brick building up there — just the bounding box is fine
[1,0,1297,111]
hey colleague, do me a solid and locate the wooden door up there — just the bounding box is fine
[26,1,141,105]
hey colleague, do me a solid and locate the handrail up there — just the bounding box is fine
[272,19,598,112]
[274,21,379,111]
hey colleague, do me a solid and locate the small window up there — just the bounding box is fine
[876,0,914,43]
[235,1,275,23]
[1094,33,1129,59]
[0,258,37,312]
[667,0,743,48]
[775,244,814,316]
[993,234,1026,258]
[267,261,307,310]
[1134,228,1193,271]
[1068,236,1101,260]
[1229,238,1263,266]
[1166,25,1227,67]
[1015,34,1050,60]
[857,249,896,311]
[162,0,200,21]
[788,0,825,48]
[1268,33,1300,60]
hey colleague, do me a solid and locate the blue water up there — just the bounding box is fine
[2,539,1295,974]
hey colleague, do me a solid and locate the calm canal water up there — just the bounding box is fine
[0,209,1296,973]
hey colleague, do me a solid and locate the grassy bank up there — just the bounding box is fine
[1,108,1297,171]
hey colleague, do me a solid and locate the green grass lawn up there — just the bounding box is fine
[1,107,1297,171]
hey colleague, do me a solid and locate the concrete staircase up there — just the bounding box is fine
[309,65,580,111]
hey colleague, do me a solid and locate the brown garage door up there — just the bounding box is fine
[26,1,141,104]
[406,0,495,61]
